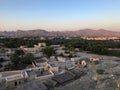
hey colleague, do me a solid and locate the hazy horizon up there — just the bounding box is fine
[0,0,120,31]
[0,28,120,32]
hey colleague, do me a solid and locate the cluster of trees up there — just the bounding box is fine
[4,50,34,71]
[90,45,108,55]
[42,46,54,57]
[45,37,120,48]
[4,47,55,70]
[45,37,120,57]
[1,37,120,57]
[108,50,120,57]
[0,58,5,69]
[0,38,43,48]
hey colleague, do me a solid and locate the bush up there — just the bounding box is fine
[0,64,3,68]
[96,69,105,74]
[42,46,54,57]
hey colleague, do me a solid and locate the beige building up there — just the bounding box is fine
[0,70,27,89]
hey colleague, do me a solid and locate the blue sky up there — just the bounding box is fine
[0,0,120,31]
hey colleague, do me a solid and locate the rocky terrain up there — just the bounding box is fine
[55,53,120,90]
[0,29,120,37]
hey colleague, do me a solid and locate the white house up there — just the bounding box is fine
[20,43,46,54]
[34,43,46,48]
[57,57,66,62]
[50,45,60,49]
[0,70,27,89]
[90,57,100,61]
[70,57,80,62]
[20,46,40,53]
[0,67,54,89]
[50,56,56,60]
[90,57,100,65]
[48,61,59,73]
[56,49,65,55]
[32,59,49,70]
[79,58,90,67]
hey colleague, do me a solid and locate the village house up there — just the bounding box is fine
[20,42,46,53]
[50,45,61,50]
[90,57,100,65]
[56,59,76,71]
[20,46,40,54]
[0,66,54,89]
[34,43,46,48]
[0,70,27,89]
[63,50,71,57]
[32,58,50,70]
[33,52,43,58]
[20,43,46,58]
[90,57,100,61]
[79,58,90,67]
[25,69,54,81]
[75,48,79,52]
[50,56,56,60]
[32,58,59,74]
[20,46,40,53]
[48,61,59,73]
[57,56,66,62]
[70,57,80,62]
[40,37,46,40]
[55,46,65,55]
[52,71,75,85]
[56,49,65,55]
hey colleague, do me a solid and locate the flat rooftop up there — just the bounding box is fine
[0,70,23,77]
[26,70,52,77]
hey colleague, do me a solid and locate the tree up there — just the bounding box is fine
[96,69,105,75]
[15,49,25,56]
[0,64,3,68]
[10,53,21,66]
[0,58,4,62]
[10,50,24,67]
[21,53,34,64]
[42,46,54,57]
[90,45,108,55]
[10,50,34,70]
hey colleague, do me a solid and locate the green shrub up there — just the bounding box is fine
[96,69,105,74]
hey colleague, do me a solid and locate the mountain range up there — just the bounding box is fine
[0,29,120,37]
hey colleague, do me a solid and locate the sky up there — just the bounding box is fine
[0,0,120,31]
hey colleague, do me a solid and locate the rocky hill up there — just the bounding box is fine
[0,29,49,37]
[48,29,120,37]
[0,29,120,37]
